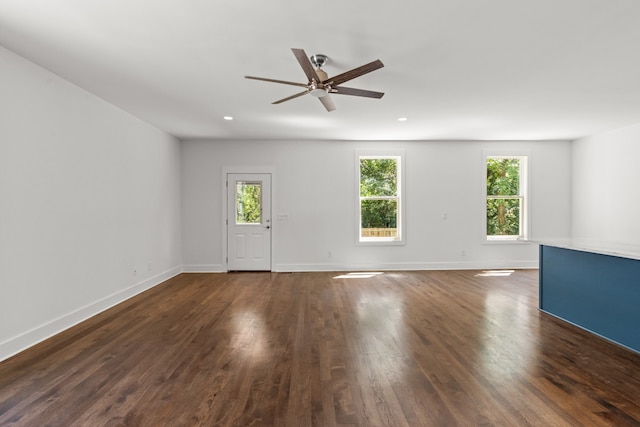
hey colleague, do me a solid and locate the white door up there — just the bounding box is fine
[227,173,272,271]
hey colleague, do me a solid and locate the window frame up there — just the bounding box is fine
[355,150,406,246]
[483,153,529,243]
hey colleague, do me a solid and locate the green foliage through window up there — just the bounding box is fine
[361,199,397,228]
[486,198,520,236]
[360,159,397,197]
[360,157,399,239]
[486,158,522,237]
[236,182,261,224]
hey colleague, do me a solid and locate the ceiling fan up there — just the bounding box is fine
[245,48,384,112]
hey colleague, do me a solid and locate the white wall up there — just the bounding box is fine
[0,46,182,361]
[572,123,640,246]
[181,139,572,272]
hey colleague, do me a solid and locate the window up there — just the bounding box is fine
[235,181,262,224]
[485,156,527,240]
[357,154,404,244]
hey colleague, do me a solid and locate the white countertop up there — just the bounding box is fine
[526,238,640,261]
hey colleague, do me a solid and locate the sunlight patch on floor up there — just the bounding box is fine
[475,270,515,277]
[333,272,384,279]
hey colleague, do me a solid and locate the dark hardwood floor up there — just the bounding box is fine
[1,270,640,426]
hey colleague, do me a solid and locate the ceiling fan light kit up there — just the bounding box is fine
[245,48,384,112]
[309,87,329,98]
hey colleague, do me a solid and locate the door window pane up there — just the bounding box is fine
[236,182,261,224]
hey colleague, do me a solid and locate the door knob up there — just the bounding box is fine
[265,225,270,230]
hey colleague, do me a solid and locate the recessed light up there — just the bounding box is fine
[398,117,408,122]
[223,116,234,121]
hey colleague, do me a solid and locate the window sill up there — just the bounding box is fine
[357,239,406,246]
[484,237,530,245]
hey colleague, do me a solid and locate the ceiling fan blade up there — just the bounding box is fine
[272,90,309,104]
[291,48,321,83]
[319,95,336,112]
[245,75,308,88]
[331,86,385,99]
[327,59,384,86]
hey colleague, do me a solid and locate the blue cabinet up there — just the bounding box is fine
[540,244,640,354]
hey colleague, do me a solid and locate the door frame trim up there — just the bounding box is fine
[221,166,275,272]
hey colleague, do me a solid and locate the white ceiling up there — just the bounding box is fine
[2,0,640,141]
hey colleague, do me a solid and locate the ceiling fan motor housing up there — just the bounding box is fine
[310,55,329,97]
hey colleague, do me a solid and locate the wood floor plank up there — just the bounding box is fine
[2,270,640,426]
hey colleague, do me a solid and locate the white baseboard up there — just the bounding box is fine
[181,264,226,273]
[0,266,181,363]
[181,260,539,273]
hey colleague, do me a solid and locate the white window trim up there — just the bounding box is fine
[355,149,406,246]
[482,150,529,244]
